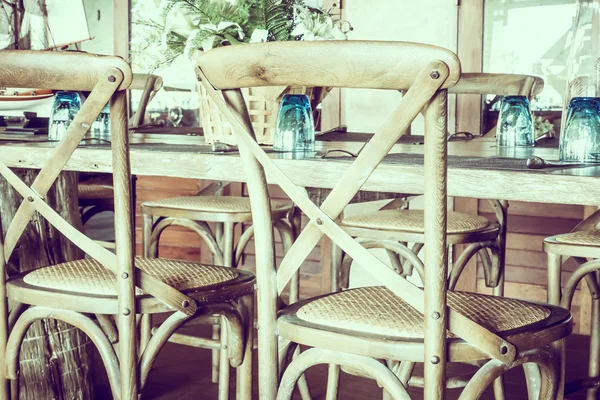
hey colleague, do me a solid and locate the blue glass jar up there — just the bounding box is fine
[274,94,315,152]
[496,95,534,147]
[48,91,81,142]
[560,97,600,162]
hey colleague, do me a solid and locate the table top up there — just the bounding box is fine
[1,133,599,206]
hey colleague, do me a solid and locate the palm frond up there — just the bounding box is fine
[247,0,293,41]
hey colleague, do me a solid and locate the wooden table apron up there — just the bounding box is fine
[1,136,599,206]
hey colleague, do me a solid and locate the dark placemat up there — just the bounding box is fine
[317,131,424,144]
[79,143,215,153]
[320,153,582,172]
[130,127,204,135]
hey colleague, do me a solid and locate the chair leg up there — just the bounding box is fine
[0,262,8,399]
[218,316,230,400]
[547,253,562,306]
[141,214,154,354]
[140,314,152,354]
[142,213,153,258]
[523,362,542,400]
[213,222,236,385]
[547,252,567,400]
[275,220,298,303]
[324,243,344,400]
[236,294,254,400]
[325,364,340,400]
[589,296,600,399]
[331,243,343,293]
[493,376,507,400]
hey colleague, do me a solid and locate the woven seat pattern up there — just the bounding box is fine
[341,210,490,234]
[554,230,600,246]
[78,184,114,199]
[143,195,286,213]
[296,286,550,339]
[23,257,239,296]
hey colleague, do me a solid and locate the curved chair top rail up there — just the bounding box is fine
[131,73,163,92]
[0,50,132,92]
[450,72,544,97]
[196,40,461,91]
[129,73,164,128]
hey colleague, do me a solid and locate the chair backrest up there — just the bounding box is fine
[129,73,163,128]
[196,40,517,396]
[450,73,543,98]
[0,51,196,314]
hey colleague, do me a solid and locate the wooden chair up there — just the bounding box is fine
[141,150,298,386]
[324,73,543,398]
[0,50,254,399]
[78,73,163,227]
[330,73,544,296]
[544,209,600,398]
[195,40,572,399]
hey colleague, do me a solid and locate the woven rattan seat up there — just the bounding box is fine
[341,209,490,234]
[21,257,239,296]
[143,195,287,213]
[78,184,114,199]
[292,286,550,339]
[553,230,600,246]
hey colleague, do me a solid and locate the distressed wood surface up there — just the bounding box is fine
[0,170,93,399]
[0,136,599,206]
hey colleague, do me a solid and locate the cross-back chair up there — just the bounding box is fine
[141,142,298,385]
[195,40,572,399]
[544,209,600,398]
[329,73,544,294]
[0,50,254,399]
[325,72,544,397]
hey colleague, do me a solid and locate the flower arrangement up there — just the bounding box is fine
[132,0,351,72]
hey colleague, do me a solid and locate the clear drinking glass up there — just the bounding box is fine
[559,0,600,162]
[90,102,111,142]
[273,94,315,152]
[496,95,534,147]
[48,91,81,142]
[560,97,600,162]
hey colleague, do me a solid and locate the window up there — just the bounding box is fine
[483,0,577,110]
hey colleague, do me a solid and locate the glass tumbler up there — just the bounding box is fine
[273,94,315,152]
[90,102,111,142]
[496,95,534,147]
[560,97,600,162]
[559,0,600,162]
[48,91,81,142]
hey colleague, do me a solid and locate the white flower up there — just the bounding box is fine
[184,21,244,55]
[291,6,348,41]
[249,29,269,43]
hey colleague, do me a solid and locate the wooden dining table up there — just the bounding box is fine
[1,133,599,207]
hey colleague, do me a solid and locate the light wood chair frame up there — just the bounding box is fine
[0,50,254,400]
[544,209,600,398]
[141,180,299,387]
[195,40,571,399]
[329,73,543,314]
[316,73,543,398]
